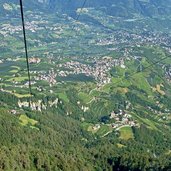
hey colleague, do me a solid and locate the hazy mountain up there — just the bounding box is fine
[0,0,41,17]
[1,0,171,18]
[38,0,171,17]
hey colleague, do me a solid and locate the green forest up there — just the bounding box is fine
[0,103,171,171]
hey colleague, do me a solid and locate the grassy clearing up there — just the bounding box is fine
[0,83,12,87]
[153,84,165,95]
[19,115,38,126]
[81,122,93,130]
[87,125,99,134]
[166,150,171,155]
[81,122,97,133]
[87,124,112,136]
[141,118,158,130]
[30,126,39,130]
[119,126,134,140]
[11,66,21,70]
[7,76,28,82]
[117,87,128,94]
[97,125,113,137]
[9,70,18,73]
[14,93,32,98]
[1,89,32,98]
[111,77,131,87]
[117,143,126,148]
[111,77,122,84]
[101,84,111,93]
[82,122,112,136]
[89,89,101,96]
[90,101,106,118]
[132,112,158,130]
[131,73,152,95]
[78,92,93,104]
[57,92,69,103]
[115,66,126,77]
[17,58,26,62]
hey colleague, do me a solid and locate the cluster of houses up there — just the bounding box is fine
[91,109,139,132]
[29,57,41,64]
[57,57,125,86]
[93,29,171,51]
[109,110,138,129]
[0,19,46,37]
[34,69,57,87]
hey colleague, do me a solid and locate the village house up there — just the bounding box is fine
[29,57,41,64]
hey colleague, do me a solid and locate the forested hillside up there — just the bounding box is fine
[1,106,171,170]
[1,0,171,170]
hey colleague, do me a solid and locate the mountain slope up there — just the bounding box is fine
[1,0,171,18]
[39,0,171,17]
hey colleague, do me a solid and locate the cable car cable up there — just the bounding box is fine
[19,0,32,95]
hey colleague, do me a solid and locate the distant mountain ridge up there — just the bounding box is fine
[1,0,171,18]
[37,0,171,17]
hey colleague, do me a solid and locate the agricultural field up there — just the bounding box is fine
[119,126,134,140]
